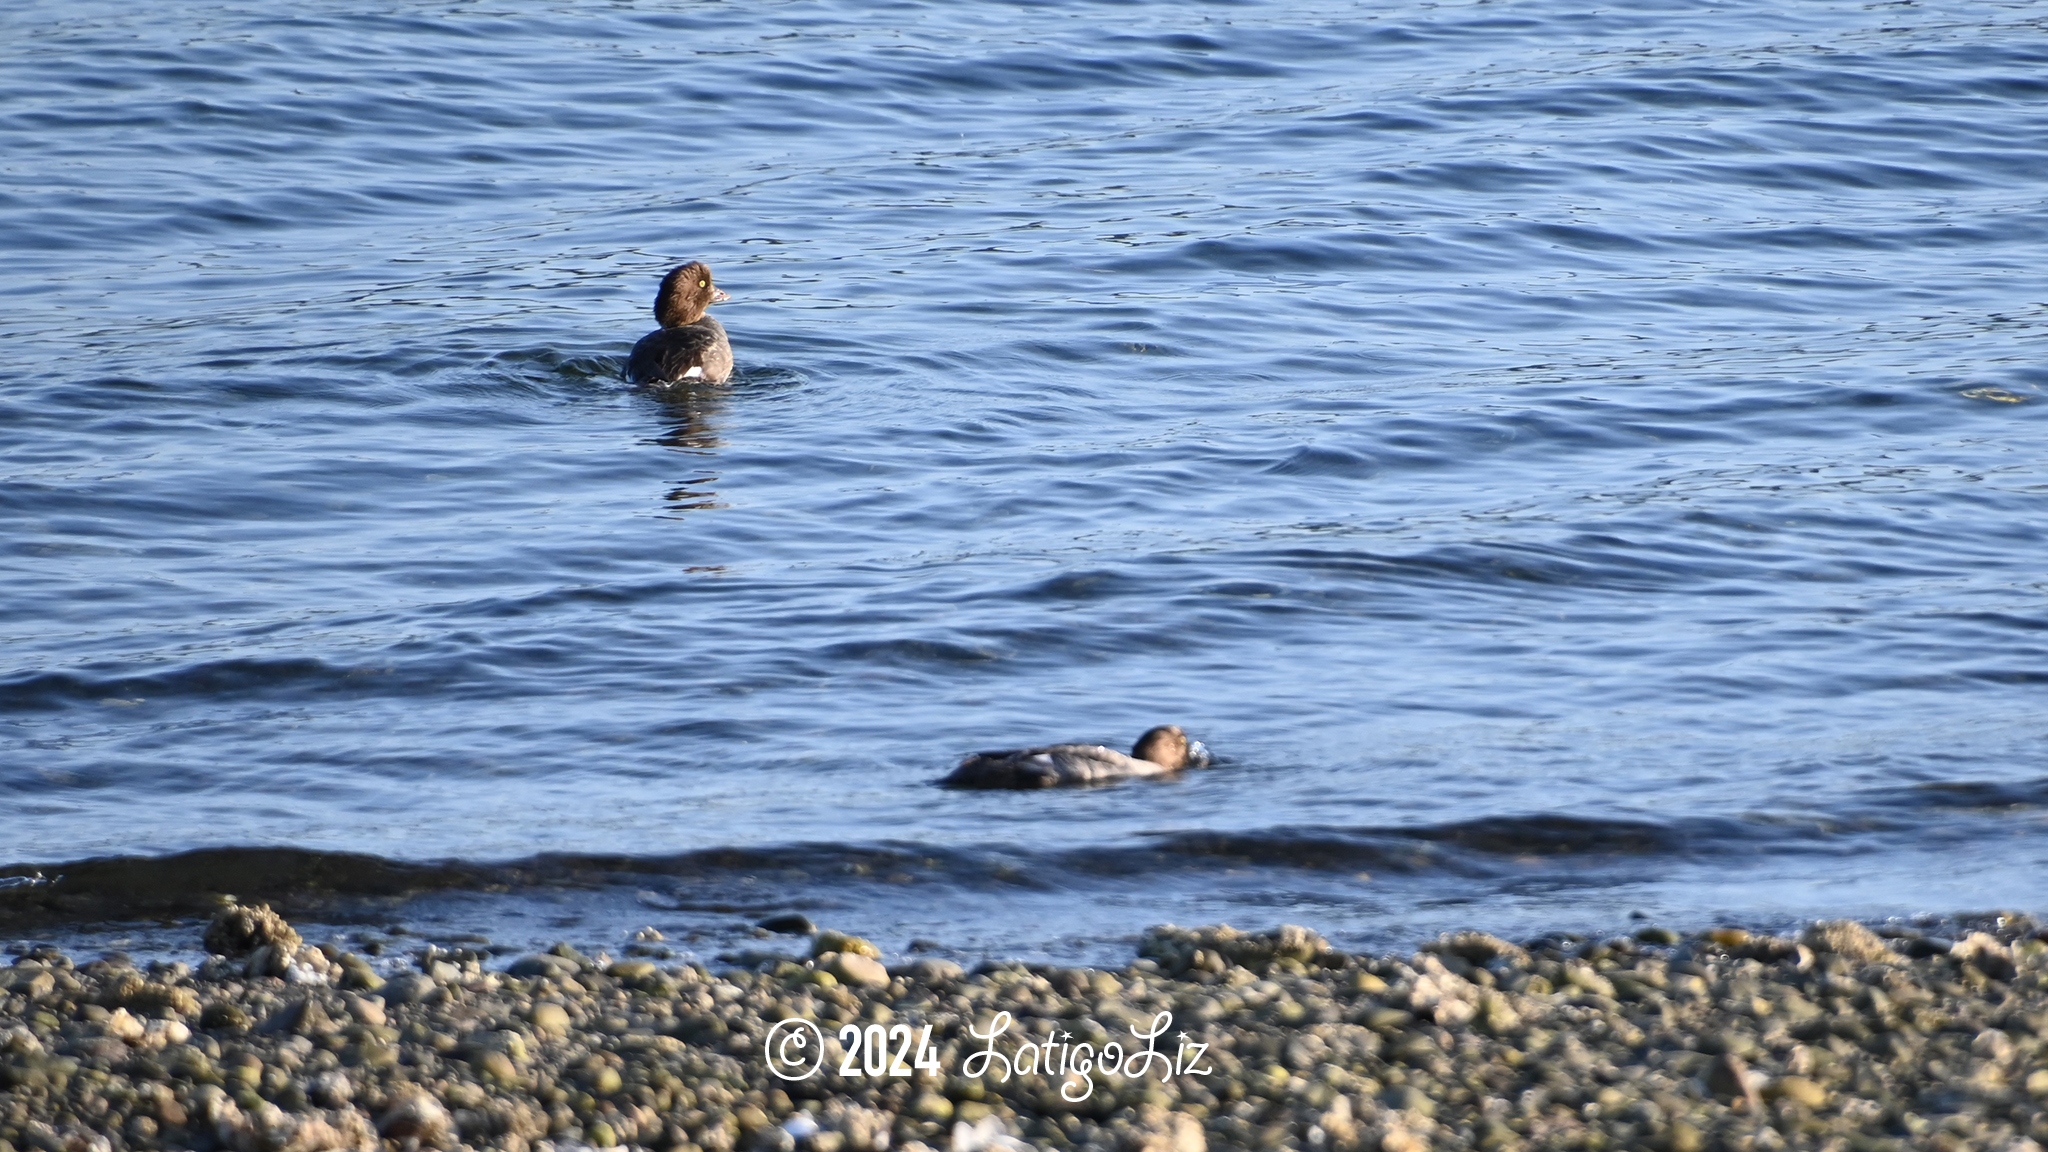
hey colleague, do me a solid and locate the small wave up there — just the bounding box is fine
[1867,777,2048,812]
[0,808,1866,931]
[0,658,356,713]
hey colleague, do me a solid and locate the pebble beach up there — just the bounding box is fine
[6,908,2048,1152]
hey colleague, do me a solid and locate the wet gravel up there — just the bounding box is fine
[5,910,2048,1152]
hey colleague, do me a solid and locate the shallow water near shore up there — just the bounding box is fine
[4,0,2048,962]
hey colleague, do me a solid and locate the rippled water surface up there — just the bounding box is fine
[5,0,2048,960]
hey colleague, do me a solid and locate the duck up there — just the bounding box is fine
[939,725,1210,789]
[627,261,733,385]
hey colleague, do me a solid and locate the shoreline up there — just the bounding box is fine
[4,911,2045,1152]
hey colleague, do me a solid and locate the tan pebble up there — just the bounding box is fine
[488,1028,530,1062]
[1767,1075,1828,1109]
[378,1086,453,1145]
[1381,1127,1428,1152]
[1125,1104,1205,1152]
[1349,970,1388,995]
[478,1050,519,1083]
[954,1101,993,1125]
[345,995,386,1027]
[1801,921,1895,963]
[1972,1028,2015,1062]
[1708,927,1750,948]
[530,1002,571,1037]
[310,1070,353,1107]
[813,931,882,960]
[1562,962,1615,997]
[1433,998,1475,1028]
[828,953,890,990]
[1955,932,2018,980]
[104,1007,146,1043]
[204,904,303,961]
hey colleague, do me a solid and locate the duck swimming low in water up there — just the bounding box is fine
[627,261,732,385]
[939,725,1211,789]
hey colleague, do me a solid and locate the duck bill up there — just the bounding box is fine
[711,287,732,304]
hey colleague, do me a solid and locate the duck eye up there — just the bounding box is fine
[698,280,707,287]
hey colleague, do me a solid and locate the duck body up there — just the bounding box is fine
[627,261,733,386]
[940,725,1209,790]
[628,316,731,385]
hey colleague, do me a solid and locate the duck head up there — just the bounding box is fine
[1131,725,1210,769]
[654,261,732,328]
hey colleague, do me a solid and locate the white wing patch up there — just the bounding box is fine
[681,365,705,380]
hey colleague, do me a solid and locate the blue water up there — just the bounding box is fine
[5,0,2048,962]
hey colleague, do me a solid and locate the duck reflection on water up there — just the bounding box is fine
[648,383,727,516]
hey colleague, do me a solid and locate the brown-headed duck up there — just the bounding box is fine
[939,725,1211,789]
[627,261,732,385]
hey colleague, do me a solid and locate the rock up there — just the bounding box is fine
[1706,1052,1762,1113]
[223,1101,372,1152]
[1138,923,1333,975]
[1766,1075,1828,1109]
[334,953,382,991]
[204,905,303,969]
[507,954,574,979]
[812,931,881,960]
[107,976,200,1019]
[1954,932,2017,980]
[1903,935,1953,958]
[257,997,332,1037]
[892,958,964,983]
[813,1101,893,1151]
[382,972,436,1005]
[1381,1085,1435,1118]
[529,1002,571,1037]
[826,953,890,990]
[1802,920,1896,963]
[1972,1028,2016,1062]
[475,1049,518,1082]
[606,959,659,981]
[1561,961,1614,997]
[11,968,57,998]
[950,1116,1029,1152]
[102,1007,145,1043]
[759,914,817,935]
[378,1088,453,1148]
[1121,1105,1204,1152]
[1728,934,1802,963]
[201,1001,252,1033]
[309,1070,353,1108]
[1423,931,1529,968]
[469,1028,529,1066]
